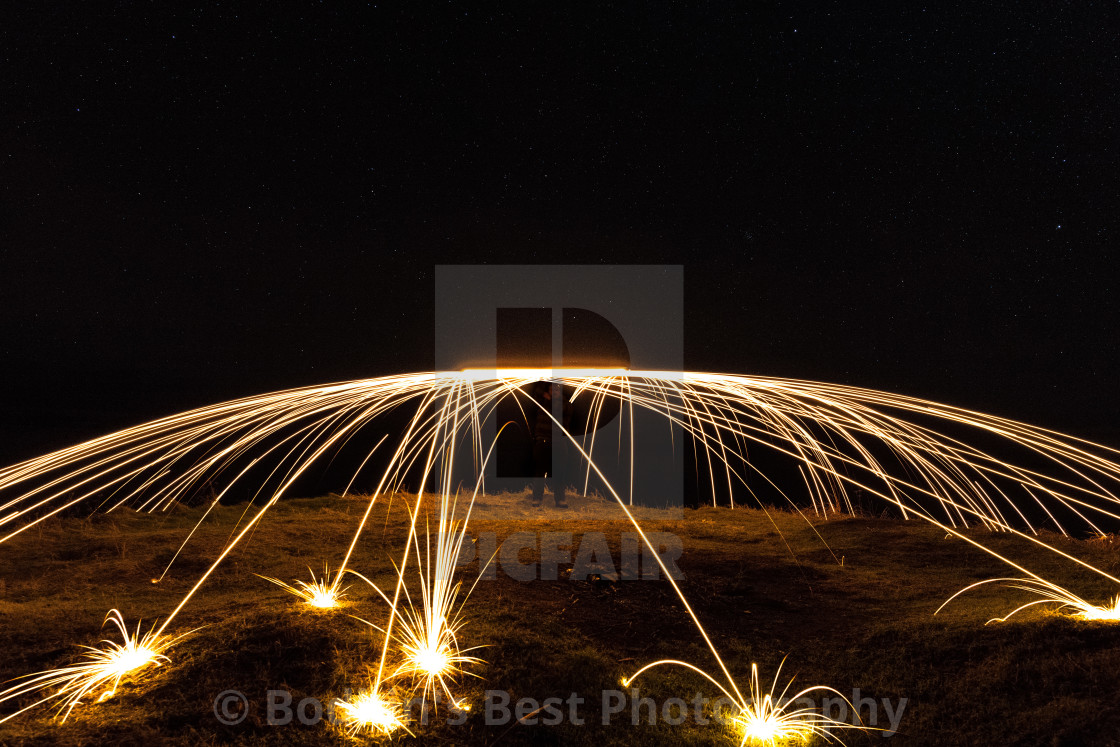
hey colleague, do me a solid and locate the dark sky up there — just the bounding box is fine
[2,3,1118,462]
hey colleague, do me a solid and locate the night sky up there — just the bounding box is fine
[2,3,1118,464]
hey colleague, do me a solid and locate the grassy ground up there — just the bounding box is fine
[1,490,1119,745]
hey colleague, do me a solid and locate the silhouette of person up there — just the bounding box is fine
[530,381,573,508]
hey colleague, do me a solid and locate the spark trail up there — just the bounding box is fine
[2,370,1120,734]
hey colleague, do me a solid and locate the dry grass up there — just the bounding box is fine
[1,491,1119,745]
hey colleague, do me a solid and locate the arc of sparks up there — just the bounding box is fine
[623,656,865,746]
[937,577,1120,623]
[4,369,1120,729]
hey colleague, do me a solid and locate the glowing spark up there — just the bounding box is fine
[392,626,483,712]
[412,645,450,675]
[7,367,1120,728]
[0,610,189,723]
[332,686,411,738]
[732,662,834,746]
[457,366,630,381]
[938,578,1120,623]
[351,568,485,714]
[350,497,486,713]
[1079,599,1120,621]
[625,657,861,746]
[383,507,486,711]
[257,564,347,609]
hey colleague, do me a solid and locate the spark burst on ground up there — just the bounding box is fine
[0,609,189,724]
[332,684,412,738]
[348,484,490,714]
[623,657,861,746]
[938,577,1120,623]
[257,564,348,609]
[386,515,486,711]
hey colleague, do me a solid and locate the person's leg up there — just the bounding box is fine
[531,437,550,506]
[553,440,568,508]
[554,482,568,508]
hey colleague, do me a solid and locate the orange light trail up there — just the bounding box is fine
[3,369,1120,731]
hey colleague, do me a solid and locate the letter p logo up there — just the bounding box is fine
[435,265,683,517]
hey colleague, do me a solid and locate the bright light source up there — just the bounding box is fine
[457,367,631,381]
[0,609,190,723]
[257,565,347,609]
[333,687,409,737]
[940,578,1120,623]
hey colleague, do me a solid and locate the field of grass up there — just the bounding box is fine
[1,490,1119,745]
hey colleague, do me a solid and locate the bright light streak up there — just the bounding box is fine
[350,487,487,712]
[257,564,347,609]
[332,686,410,737]
[457,367,631,381]
[5,368,1120,730]
[0,610,191,723]
[938,577,1120,623]
[411,645,451,677]
[625,657,862,746]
